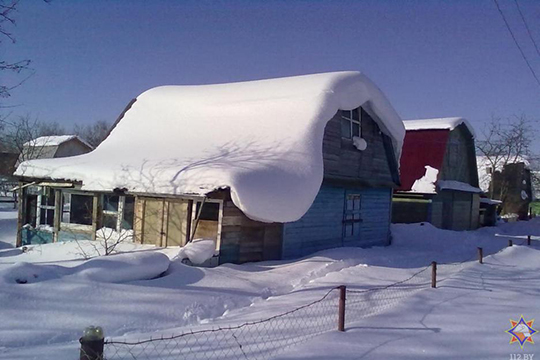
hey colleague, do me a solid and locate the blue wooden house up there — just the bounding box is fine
[15,72,404,264]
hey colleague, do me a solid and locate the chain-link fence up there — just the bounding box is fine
[92,238,533,360]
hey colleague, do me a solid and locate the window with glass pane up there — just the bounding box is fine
[122,196,135,230]
[341,108,362,139]
[102,194,119,229]
[343,194,362,237]
[38,188,55,228]
[67,194,94,225]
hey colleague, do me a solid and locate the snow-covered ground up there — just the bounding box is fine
[0,202,539,359]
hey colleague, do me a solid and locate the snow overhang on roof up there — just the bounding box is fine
[403,117,475,137]
[14,71,405,223]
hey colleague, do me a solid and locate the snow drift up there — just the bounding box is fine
[15,71,404,223]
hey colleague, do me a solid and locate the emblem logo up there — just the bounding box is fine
[506,315,537,349]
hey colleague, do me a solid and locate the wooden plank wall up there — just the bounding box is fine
[282,185,344,259]
[282,185,392,259]
[322,109,398,187]
[357,188,392,247]
[208,190,282,264]
[440,124,478,186]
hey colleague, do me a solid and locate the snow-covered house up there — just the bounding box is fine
[14,72,405,263]
[18,135,93,164]
[392,118,482,231]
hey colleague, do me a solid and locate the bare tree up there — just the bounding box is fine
[73,120,111,148]
[0,114,66,161]
[477,114,538,199]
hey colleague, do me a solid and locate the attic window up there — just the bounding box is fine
[341,108,361,139]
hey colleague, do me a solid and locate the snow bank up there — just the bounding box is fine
[410,165,438,193]
[69,252,170,283]
[15,71,404,223]
[176,239,216,265]
[404,117,475,137]
[0,262,67,284]
[0,252,170,285]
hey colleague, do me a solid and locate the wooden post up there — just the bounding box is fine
[431,262,437,288]
[79,326,104,360]
[53,189,62,242]
[508,240,513,247]
[16,181,25,248]
[477,247,483,264]
[527,235,531,246]
[338,285,346,332]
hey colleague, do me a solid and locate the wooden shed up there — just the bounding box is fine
[17,135,93,164]
[477,156,533,220]
[14,72,404,264]
[392,118,482,231]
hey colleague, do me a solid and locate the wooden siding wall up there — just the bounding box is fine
[282,185,392,259]
[440,124,479,186]
[430,199,443,228]
[322,109,399,187]
[391,199,430,224]
[451,191,473,231]
[431,190,479,231]
[207,190,283,264]
[54,139,92,158]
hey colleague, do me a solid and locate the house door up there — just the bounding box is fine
[141,198,190,247]
[343,193,362,245]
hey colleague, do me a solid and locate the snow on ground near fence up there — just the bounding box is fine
[275,245,540,360]
[15,72,404,223]
[0,206,539,358]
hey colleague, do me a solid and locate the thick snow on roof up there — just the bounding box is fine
[404,117,475,137]
[15,71,405,223]
[24,135,91,148]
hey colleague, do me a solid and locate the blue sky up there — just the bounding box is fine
[3,0,540,138]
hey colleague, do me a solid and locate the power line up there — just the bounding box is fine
[514,0,540,59]
[492,0,540,88]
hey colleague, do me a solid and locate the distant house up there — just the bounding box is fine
[392,118,481,231]
[14,71,405,264]
[18,135,93,164]
[477,156,532,220]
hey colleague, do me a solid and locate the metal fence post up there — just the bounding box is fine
[338,285,346,332]
[431,262,437,288]
[478,247,483,264]
[508,240,513,247]
[527,235,531,246]
[80,326,104,360]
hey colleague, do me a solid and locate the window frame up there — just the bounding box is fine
[343,194,362,237]
[101,194,135,232]
[341,108,362,140]
[60,191,95,231]
[35,187,55,230]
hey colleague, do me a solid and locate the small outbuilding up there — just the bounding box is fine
[17,135,93,164]
[477,156,533,220]
[14,72,405,264]
[392,118,481,230]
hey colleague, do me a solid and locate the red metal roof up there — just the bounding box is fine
[398,129,449,191]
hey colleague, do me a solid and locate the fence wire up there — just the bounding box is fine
[104,240,529,360]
